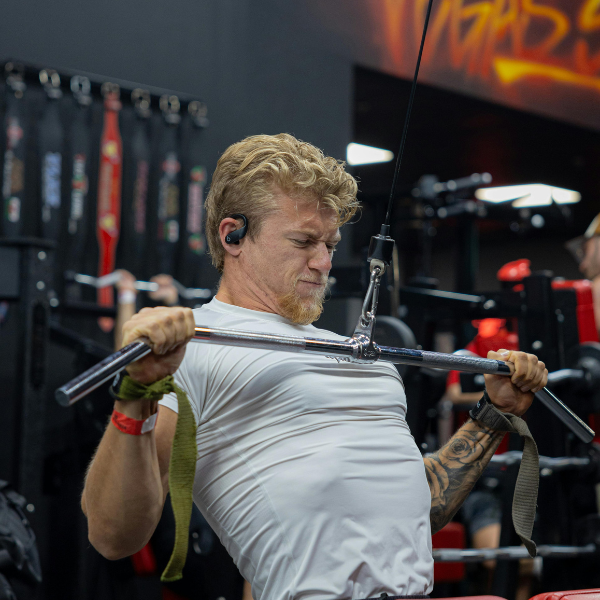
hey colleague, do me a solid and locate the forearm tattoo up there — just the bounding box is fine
[424,420,505,534]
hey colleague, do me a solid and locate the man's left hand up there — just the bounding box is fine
[483,349,548,417]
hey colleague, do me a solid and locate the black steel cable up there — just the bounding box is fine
[384,0,435,227]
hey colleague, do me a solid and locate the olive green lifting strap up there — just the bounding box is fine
[472,402,539,557]
[118,375,197,582]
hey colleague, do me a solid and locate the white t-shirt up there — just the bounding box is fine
[159,298,433,600]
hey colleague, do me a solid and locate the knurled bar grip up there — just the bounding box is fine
[377,346,513,373]
[55,325,596,443]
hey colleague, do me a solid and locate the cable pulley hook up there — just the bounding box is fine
[360,267,382,329]
[358,0,435,349]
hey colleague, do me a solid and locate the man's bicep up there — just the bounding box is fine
[156,405,178,502]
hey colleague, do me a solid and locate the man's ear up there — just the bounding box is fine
[219,217,246,257]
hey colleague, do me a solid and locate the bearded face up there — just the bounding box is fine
[278,274,330,325]
[218,191,341,324]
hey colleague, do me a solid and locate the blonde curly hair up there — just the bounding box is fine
[205,133,359,272]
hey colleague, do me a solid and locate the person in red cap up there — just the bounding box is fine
[566,213,600,338]
[445,259,529,407]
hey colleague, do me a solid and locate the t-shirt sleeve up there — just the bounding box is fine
[158,391,179,414]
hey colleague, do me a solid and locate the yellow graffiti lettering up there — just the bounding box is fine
[482,0,521,77]
[377,0,600,97]
[449,1,493,74]
[520,0,570,58]
[494,56,600,92]
[578,0,600,32]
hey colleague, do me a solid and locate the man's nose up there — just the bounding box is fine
[308,243,333,272]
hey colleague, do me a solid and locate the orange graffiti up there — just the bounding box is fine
[519,0,570,58]
[579,0,600,32]
[495,56,600,92]
[481,0,521,77]
[449,1,493,74]
[380,0,409,65]
[372,0,600,96]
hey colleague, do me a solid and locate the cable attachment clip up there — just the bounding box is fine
[351,266,383,363]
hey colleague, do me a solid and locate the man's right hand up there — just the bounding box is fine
[83,305,191,559]
[122,306,196,385]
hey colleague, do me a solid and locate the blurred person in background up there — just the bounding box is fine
[114,271,179,350]
[567,213,600,337]
[445,259,528,408]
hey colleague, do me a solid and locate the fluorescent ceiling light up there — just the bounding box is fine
[346,143,394,166]
[475,184,580,208]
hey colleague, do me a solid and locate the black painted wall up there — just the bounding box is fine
[0,0,359,335]
[0,0,351,180]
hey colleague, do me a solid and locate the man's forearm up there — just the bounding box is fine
[82,400,165,560]
[424,419,504,534]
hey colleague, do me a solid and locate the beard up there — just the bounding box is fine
[278,275,329,325]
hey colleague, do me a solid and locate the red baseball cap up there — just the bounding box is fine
[497,259,531,282]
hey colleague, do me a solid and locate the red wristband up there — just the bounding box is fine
[111,409,158,435]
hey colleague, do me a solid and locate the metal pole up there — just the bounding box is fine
[434,544,596,562]
[55,325,594,443]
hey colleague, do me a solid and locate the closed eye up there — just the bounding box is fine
[291,239,338,254]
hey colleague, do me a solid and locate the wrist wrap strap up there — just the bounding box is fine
[112,374,171,401]
[113,374,196,582]
[471,399,539,557]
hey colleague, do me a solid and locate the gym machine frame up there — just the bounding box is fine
[56,0,594,446]
[52,4,599,594]
[56,241,594,444]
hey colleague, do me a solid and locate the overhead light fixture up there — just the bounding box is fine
[346,143,394,166]
[474,184,580,208]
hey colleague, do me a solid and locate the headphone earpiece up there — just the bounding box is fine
[225,214,248,245]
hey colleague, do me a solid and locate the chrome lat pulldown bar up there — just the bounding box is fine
[56,235,595,444]
[56,320,595,443]
[55,323,512,405]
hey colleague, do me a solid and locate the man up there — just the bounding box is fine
[567,213,600,337]
[82,134,547,599]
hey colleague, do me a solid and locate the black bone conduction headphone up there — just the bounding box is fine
[225,213,248,244]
